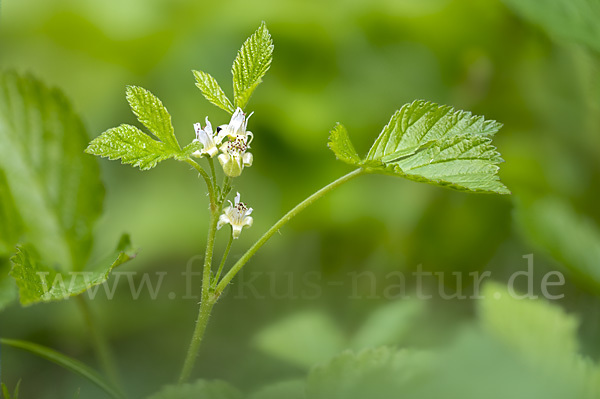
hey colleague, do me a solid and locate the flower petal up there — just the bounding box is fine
[243,152,253,167]
[217,213,231,230]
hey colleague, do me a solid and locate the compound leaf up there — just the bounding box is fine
[0,71,104,270]
[390,134,509,194]
[232,22,273,109]
[86,124,179,170]
[327,124,361,165]
[125,85,180,151]
[10,235,135,306]
[353,100,509,194]
[193,70,234,114]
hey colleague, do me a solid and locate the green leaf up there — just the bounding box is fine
[180,140,203,158]
[147,380,242,399]
[253,310,346,369]
[0,338,123,399]
[479,282,600,397]
[125,85,180,151]
[350,300,425,350]
[86,124,180,170]
[479,282,579,366]
[0,169,23,255]
[0,258,17,311]
[10,234,135,306]
[1,381,20,399]
[0,71,104,270]
[515,197,600,293]
[0,169,21,311]
[363,100,509,194]
[232,22,273,109]
[390,134,510,194]
[87,86,187,170]
[366,101,501,161]
[307,347,432,399]
[248,380,306,399]
[502,0,600,53]
[193,70,234,114]
[327,124,361,165]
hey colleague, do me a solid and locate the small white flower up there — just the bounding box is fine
[218,135,253,177]
[217,192,253,239]
[192,117,223,158]
[218,107,254,142]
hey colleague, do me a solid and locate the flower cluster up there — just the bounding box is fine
[192,109,256,238]
[192,107,253,178]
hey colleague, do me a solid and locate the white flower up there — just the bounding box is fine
[218,107,254,142]
[192,117,223,158]
[217,134,253,177]
[217,192,253,239]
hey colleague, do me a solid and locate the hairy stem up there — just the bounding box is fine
[178,167,364,383]
[76,296,121,389]
[215,168,364,296]
[213,232,234,287]
[183,158,215,209]
[208,157,217,186]
[178,208,220,384]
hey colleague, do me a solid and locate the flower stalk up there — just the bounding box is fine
[178,167,364,383]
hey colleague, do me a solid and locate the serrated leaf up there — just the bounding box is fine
[86,124,179,170]
[146,380,242,399]
[10,234,135,306]
[362,101,509,194]
[515,197,600,294]
[193,70,234,114]
[180,140,203,158]
[0,338,123,399]
[366,101,501,162]
[503,0,600,53]
[232,22,273,109]
[391,134,510,194]
[327,124,361,165]
[0,71,104,270]
[125,86,180,151]
[253,310,346,369]
[307,347,432,399]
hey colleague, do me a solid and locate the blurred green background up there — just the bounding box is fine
[1,0,600,397]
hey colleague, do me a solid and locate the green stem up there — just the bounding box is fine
[221,176,232,203]
[183,158,215,208]
[215,167,364,296]
[76,296,121,390]
[178,208,220,384]
[208,157,217,186]
[1,338,125,399]
[213,232,234,287]
[178,167,364,383]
